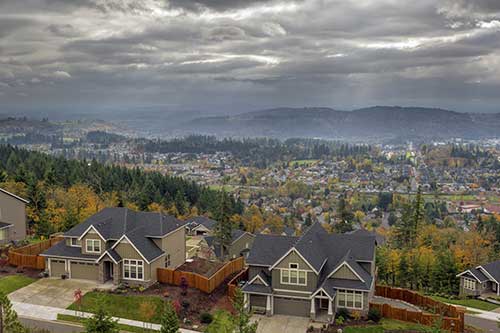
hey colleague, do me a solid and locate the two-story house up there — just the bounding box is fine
[242,223,376,321]
[0,188,29,244]
[41,207,186,286]
[457,260,500,298]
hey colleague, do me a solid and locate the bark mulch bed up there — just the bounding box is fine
[0,265,42,279]
[176,257,225,278]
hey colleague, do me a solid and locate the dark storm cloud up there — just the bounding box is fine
[1,0,500,113]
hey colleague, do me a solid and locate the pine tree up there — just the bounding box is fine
[214,191,233,259]
[0,291,25,333]
[160,301,179,333]
[83,303,119,333]
[233,288,257,333]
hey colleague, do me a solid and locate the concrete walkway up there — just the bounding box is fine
[12,301,200,333]
[459,305,500,322]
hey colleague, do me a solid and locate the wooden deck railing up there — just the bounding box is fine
[374,285,465,332]
[157,256,245,294]
[227,267,249,299]
[7,236,63,270]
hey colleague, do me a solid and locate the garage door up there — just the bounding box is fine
[50,259,66,277]
[70,261,99,281]
[250,294,267,309]
[273,297,309,317]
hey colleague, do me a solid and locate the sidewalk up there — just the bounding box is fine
[12,301,200,333]
[457,305,500,322]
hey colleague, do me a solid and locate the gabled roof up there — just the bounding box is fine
[457,268,489,283]
[0,222,12,230]
[0,188,29,204]
[185,216,217,230]
[479,260,500,283]
[65,207,185,240]
[246,234,298,266]
[41,240,99,261]
[347,228,385,246]
[203,229,254,259]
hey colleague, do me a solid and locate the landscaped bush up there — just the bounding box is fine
[367,307,381,323]
[336,307,350,319]
[200,312,213,324]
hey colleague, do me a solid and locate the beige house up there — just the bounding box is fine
[202,230,255,261]
[0,188,28,245]
[41,208,186,286]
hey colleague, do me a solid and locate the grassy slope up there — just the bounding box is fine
[430,296,499,311]
[344,319,433,332]
[67,291,164,323]
[0,275,36,294]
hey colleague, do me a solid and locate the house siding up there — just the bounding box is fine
[228,233,255,259]
[81,232,104,255]
[0,191,26,241]
[332,265,359,280]
[272,251,317,292]
[114,242,152,282]
[459,277,482,297]
[153,227,185,268]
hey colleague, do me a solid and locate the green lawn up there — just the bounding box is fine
[430,296,499,311]
[67,291,164,323]
[291,159,319,166]
[57,314,155,333]
[0,275,36,294]
[344,319,435,332]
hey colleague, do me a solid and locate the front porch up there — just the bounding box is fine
[310,290,335,323]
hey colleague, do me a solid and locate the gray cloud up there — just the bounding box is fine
[0,0,499,114]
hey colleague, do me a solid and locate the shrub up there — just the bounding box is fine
[200,312,213,324]
[336,307,350,319]
[367,308,381,323]
[335,316,345,326]
[351,310,362,321]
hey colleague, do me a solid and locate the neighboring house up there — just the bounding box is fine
[347,228,386,246]
[457,260,500,297]
[0,188,29,244]
[242,223,376,321]
[41,207,186,286]
[185,216,217,236]
[202,230,255,261]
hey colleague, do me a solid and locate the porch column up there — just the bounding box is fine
[266,295,272,316]
[327,299,333,321]
[243,293,249,310]
[498,283,499,296]
[310,298,316,320]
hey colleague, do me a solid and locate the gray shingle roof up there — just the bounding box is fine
[246,234,298,266]
[62,208,184,263]
[480,260,500,282]
[0,222,12,230]
[185,216,217,230]
[326,278,372,291]
[242,283,272,294]
[41,241,100,261]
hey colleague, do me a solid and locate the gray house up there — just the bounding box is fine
[41,207,186,286]
[242,223,376,321]
[203,229,255,261]
[457,260,500,297]
[185,216,217,236]
[0,188,28,244]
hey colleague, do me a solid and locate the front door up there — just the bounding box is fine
[104,261,114,281]
[319,298,329,310]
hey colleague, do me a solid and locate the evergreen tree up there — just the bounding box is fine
[0,291,25,333]
[233,288,257,333]
[213,191,233,258]
[83,303,119,333]
[160,301,179,333]
[205,311,235,333]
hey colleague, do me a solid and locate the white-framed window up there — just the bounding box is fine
[71,238,81,247]
[280,263,307,286]
[245,242,249,249]
[85,239,101,253]
[165,254,171,267]
[337,290,363,310]
[123,259,144,280]
[0,228,8,241]
[463,278,476,290]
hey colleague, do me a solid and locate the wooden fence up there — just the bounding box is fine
[227,267,249,299]
[8,237,63,270]
[374,286,465,332]
[157,256,245,294]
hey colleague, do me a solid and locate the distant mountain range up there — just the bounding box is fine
[182,106,500,142]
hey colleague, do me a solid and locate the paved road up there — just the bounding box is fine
[20,317,83,333]
[465,314,499,333]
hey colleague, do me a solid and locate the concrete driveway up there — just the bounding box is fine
[8,278,111,309]
[253,315,310,333]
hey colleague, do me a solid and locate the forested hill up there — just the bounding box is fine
[0,145,243,235]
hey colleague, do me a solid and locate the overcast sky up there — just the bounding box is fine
[1,0,500,114]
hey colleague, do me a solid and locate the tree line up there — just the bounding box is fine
[0,145,243,236]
